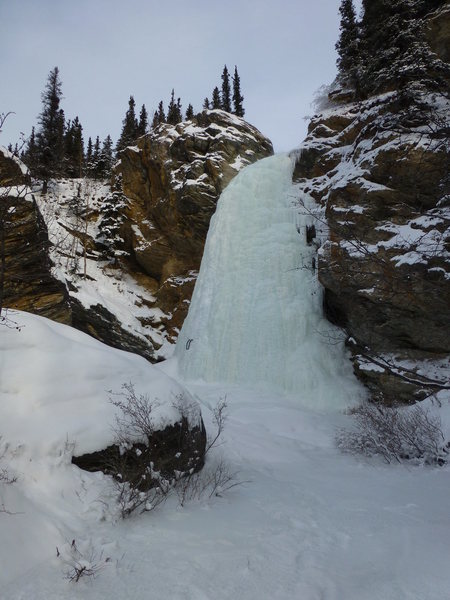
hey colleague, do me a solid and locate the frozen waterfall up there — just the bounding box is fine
[176,154,362,409]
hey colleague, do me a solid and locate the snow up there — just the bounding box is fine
[2,366,450,599]
[1,150,449,598]
[176,154,363,409]
[35,179,172,356]
[0,310,197,457]
[0,145,29,175]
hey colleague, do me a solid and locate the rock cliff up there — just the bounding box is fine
[294,6,450,403]
[1,113,272,360]
[117,110,273,338]
[0,150,71,324]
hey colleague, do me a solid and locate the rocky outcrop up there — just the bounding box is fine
[0,147,29,186]
[117,110,273,339]
[1,194,71,323]
[294,11,450,403]
[1,152,71,323]
[2,113,272,361]
[72,416,207,489]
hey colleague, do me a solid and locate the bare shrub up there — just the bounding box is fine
[107,388,245,517]
[336,402,449,465]
[58,539,111,583]
[0,437,16,487]
[175,398,246,507]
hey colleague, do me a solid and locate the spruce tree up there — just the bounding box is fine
[203,97,210,110]
[232,66,245,117]
[137,104,148,136]
[64,116,84,177]
[336,0,361,92]
[152,110,159,129]
[35,66,65,189]
[167,89,183,124]
[359,0,448,96]
[157,100,166,124]
[116,95,138,152]
[96,176,129,263]
[86,136,93,171]
[211,86,221,109]
[23,126,38,173]
[221,65,232,112]
[96,134,114,178]
[185,104,194,120]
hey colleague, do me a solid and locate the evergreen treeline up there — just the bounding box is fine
[22,64,247,185]
[22,67,114,187]
[335,0,449,98]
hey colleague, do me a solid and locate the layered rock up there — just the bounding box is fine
[294,9,450,404]
[0,147,29,186]
[117,110,273,339]
[2,113,272,360]
[1,152,70,323]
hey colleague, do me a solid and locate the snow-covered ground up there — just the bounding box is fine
[2,153,449,599]
[1,325,450,599]
[34,178,172,357]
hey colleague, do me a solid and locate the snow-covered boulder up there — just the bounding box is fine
[0,310,205,474]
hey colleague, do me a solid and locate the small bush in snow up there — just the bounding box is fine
[58,539,111,583]
[336,402,448,465]
[109,389,243,517]
[175,399,244,507]
[0,438,16,486]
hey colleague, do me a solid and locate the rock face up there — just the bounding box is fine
[0,148,29,186]
[1,152,71,323]
[72,417,207,490]
[294,9,450,404]
[118,110,273,338]
[1,114,272,361]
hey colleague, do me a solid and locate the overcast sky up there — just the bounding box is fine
[0,0,362,153]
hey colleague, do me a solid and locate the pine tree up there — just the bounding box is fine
[211,86,221,109]
[157,100,166,124]
[185,104,194,120]
[232,66,245,117]
[137,104,148,136]
[203,97,210,110]
[358,0,448,96]
[86,137,93,169]
[96,176,129,263]
[95,134,114,178]
[23,126,38,173]
[336,0,361,91]
[152,110,159,129]
[221,65,231,112]
[64,116,84,177]
[35,66,65,190]
[167,89,182,125]
[116,95,138,152]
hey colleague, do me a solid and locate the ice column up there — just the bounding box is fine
[176,154,360,408]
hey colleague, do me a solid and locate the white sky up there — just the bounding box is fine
[0,0,362,153]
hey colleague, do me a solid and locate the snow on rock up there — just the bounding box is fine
[0,310,200,458]
[294,85,450,403]
[117,110,273,342]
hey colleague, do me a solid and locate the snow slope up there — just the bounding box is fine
[0,310,200,586]
[1,156,449,599]
[2,373,450,600]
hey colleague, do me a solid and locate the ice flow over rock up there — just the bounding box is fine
[176,154,362,409]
